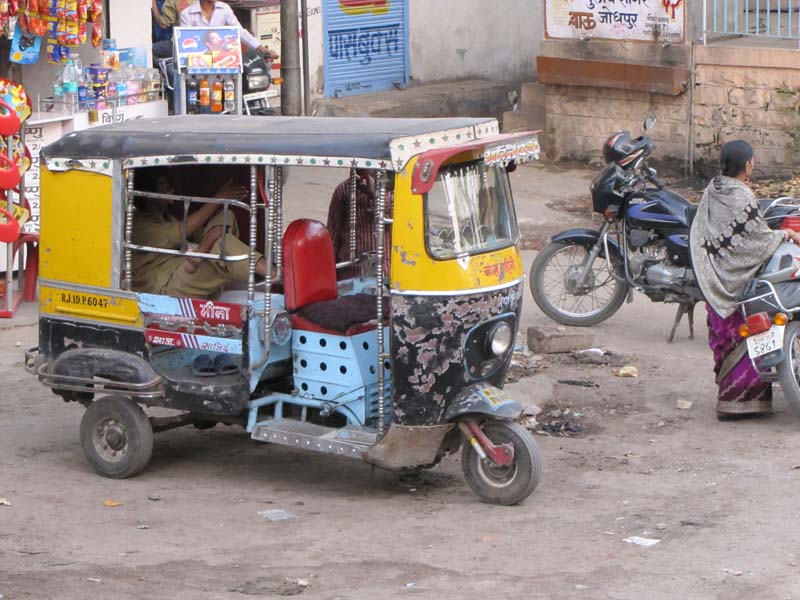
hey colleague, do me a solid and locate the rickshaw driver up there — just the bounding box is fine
[131,168,270,299]
[327,169,392,280]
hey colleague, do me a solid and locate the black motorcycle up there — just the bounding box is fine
[530,117,800,341]
[530,116,702,341]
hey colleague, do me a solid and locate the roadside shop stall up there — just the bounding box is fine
[0,0,168,316]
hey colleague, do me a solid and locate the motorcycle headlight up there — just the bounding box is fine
[487,322,513,357]
[247,75,270,91]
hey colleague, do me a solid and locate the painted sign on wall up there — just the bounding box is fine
[323,0,409,98]
[545,0,685,42]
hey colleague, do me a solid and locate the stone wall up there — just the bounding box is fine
[692,45,800,177]
[545,85,690,165]
[540,38,692,165]
[543,43,800,176]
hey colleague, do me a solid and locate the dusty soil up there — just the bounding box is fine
[3,164,800,599]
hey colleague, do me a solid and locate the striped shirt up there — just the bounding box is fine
[326,179,392,281]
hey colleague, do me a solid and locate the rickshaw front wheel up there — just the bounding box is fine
[80,396,154,479]
[461,421,541,506]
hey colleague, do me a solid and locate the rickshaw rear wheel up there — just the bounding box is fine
[80,396,154,479]
[461,421,541,506]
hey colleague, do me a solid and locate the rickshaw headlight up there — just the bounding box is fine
[488,322,513,357]
[271,312,292,346]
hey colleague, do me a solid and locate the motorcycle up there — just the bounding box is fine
[529,116,703,341]
[530,116,800,341]
[240,49,277,116]
[736,227,800,415]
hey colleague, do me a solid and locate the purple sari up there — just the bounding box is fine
[706,305,772,416]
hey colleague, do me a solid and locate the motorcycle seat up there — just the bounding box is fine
[742,279,800,315]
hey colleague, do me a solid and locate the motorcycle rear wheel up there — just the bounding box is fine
[776,321,800,416]
[530,240,628,327]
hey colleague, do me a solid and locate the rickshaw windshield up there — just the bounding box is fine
[425,161,518,260]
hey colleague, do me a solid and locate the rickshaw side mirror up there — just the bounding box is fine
[506,161,517,174]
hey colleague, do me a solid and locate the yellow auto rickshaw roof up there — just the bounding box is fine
[42,115,501,173]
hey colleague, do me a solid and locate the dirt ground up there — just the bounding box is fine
[4,163,800,599]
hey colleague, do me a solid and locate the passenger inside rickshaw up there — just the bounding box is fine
[130,166,272,299]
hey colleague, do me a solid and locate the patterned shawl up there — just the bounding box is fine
[690,176,783,317]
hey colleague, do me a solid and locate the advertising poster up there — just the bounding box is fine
[545,0,685,43]
[174,26,243,73]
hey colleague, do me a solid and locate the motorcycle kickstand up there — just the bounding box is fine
[667,301,696,343]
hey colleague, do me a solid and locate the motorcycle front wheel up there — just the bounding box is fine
[530,240,628,327]
[776,321,800,416]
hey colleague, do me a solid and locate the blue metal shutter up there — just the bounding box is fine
[323,0,409,99]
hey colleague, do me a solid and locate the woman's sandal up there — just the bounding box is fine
[191,354,216,377]
[213,354,240,376]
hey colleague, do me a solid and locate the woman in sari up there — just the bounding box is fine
[690,140,800,419]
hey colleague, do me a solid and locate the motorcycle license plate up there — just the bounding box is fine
[746,326,784,358]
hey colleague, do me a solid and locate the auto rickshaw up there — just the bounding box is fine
[25,115,542,505]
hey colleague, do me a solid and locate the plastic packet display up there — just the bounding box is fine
[9,22,42,64]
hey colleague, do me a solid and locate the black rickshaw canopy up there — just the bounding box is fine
[42,115,510,173]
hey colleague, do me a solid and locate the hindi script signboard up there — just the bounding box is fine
[545,0,685,43]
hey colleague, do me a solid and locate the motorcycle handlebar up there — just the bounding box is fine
[647,172,665,190]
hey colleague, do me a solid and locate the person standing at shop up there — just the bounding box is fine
[179,0,278,59]
[152,0,193,59]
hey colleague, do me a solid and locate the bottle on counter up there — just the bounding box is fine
[52,69,64,108]
[77,70,90,111]
[62,60,78,113]
[199,76,210,114]
[147,68,161,102]
[106,69,118,106]
[125,65,139,106]
[211,75,223,114]
[115,70,128,108]
[137,68,149,104]
[186,75,199,114]
[223,78,235,113]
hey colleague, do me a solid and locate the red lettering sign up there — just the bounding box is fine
[339,0,389,16]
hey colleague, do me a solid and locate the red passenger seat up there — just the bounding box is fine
[282,219,381,335]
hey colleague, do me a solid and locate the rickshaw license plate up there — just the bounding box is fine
[746,326,784,358]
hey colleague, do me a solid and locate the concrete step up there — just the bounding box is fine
[502,106,546,133]
[520,82,546,110]
[312,80,514,122]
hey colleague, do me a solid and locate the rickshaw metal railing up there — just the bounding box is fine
[36,362,164,400]
[124,170,135,291]
[274,167,284,282]
[251,166,278,372]
[247,165,259,303]
[349,168,358,263]
[375,169,389,435]
[125,190,250,264]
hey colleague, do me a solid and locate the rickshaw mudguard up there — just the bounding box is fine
[51,347,157,381]
[443,383,523,422]
[48,347,161,400]
[364,423,454,471]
